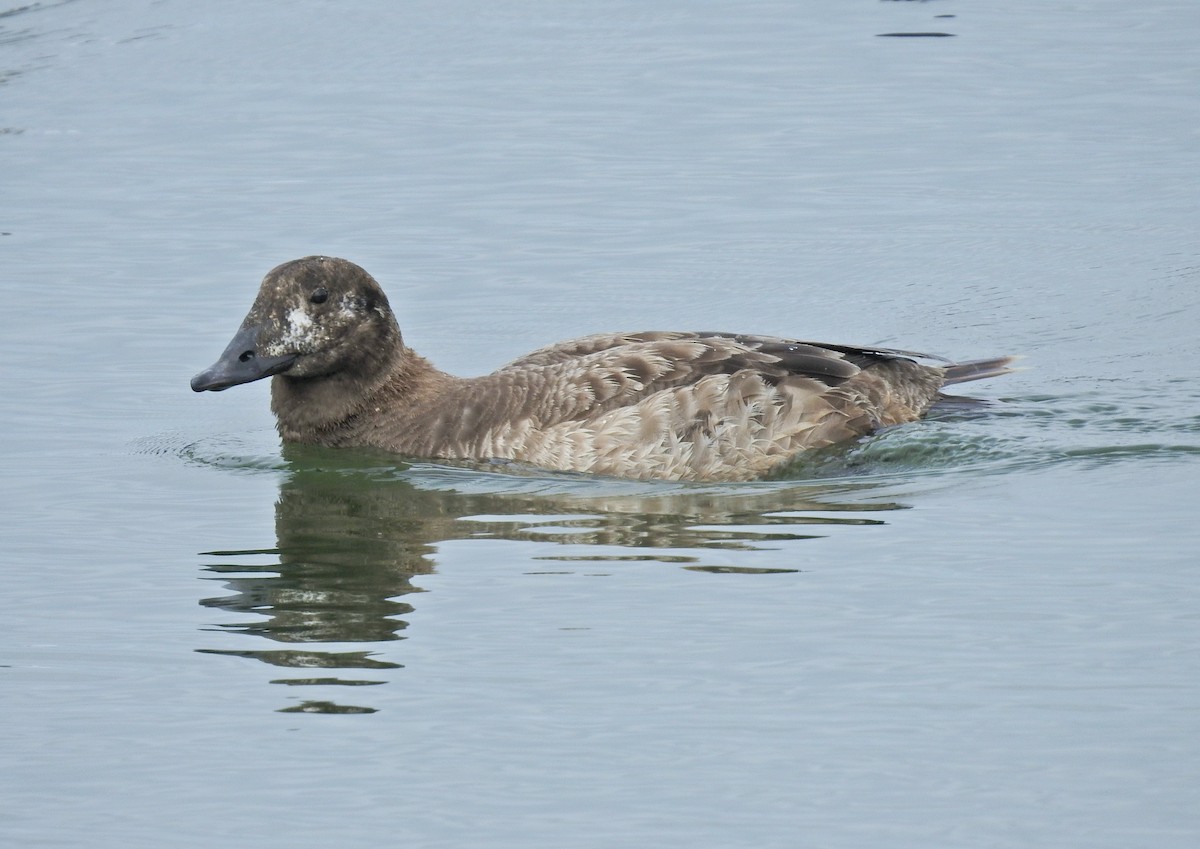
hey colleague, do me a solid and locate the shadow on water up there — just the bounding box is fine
[189,442,915,714]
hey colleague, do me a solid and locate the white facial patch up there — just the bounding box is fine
[262,306,323,356]
[284,307,313,340]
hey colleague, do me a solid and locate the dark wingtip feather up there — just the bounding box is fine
[942,355,1022,385]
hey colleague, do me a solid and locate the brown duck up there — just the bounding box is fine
[192,256,1014,481]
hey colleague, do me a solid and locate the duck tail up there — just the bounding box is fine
[942,355,1020,385]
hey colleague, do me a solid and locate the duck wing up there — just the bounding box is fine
[491,331,938,426]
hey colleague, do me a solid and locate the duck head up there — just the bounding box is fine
[191,256,400,392]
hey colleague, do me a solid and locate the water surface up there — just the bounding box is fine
[3,2,1199,847]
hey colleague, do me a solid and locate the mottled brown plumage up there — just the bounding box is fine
[191,256,1014,481]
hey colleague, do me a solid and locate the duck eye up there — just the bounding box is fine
[309,287,329,304]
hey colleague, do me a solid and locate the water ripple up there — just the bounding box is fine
[148,382,1200,494]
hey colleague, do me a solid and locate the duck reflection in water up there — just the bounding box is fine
[196,444,906,712]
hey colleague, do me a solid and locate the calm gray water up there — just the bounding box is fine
[3,1,1199,847]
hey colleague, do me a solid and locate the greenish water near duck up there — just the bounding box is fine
[4,2,1199,848]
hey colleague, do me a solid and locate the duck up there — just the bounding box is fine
[191,256,1014,481]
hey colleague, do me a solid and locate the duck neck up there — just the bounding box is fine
[270,343,451,444]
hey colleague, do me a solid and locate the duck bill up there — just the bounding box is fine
[190,323,298,392]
